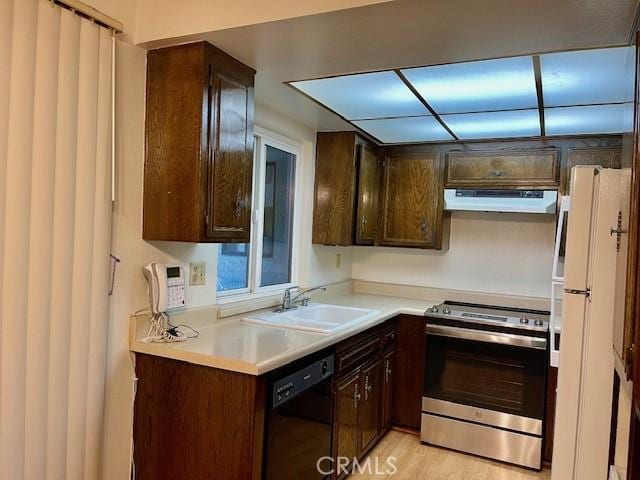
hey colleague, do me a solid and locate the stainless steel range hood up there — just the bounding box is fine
[444,189,558,214]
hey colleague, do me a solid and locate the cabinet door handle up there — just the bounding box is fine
[420,218,428,237]
[364,375,370,401]
[364,382,374,400]
[489,170,505,177]
[385,360,391,384]
[234,190,242,218]
[354,385,361,407]
[361,215,367,229]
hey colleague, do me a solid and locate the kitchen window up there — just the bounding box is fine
[216,131,300,298]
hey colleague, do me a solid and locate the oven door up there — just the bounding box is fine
[424,324,547,429]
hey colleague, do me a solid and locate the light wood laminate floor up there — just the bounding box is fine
[351,430,552,480]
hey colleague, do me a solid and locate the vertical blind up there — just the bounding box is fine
[0,1,113,479]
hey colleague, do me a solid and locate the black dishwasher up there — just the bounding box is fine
[263,352,334,480]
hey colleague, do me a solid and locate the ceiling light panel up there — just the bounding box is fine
[442,109,541,140]
[353,116,453,143]
[544,104,631,136]
[290,71,428,120]
[400,56,538,114]
[540,47,635,107]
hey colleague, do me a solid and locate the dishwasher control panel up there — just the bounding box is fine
[271,354,334,408]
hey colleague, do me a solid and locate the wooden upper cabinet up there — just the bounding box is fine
[562,147,622,194]
[312,132,379,246]
[378,153,445,249]
[446,150,559,188]
[355,144,381,245]
[143,42,255,243]
[313,132,358,246]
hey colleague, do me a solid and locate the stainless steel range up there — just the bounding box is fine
[422,301,549,470]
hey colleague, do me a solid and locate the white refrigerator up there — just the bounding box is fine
[551,166,621,480]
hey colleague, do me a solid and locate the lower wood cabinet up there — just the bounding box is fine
[392,315,426,431]
[334,370,361,468]
[134,319,402,480]
[381,348,395,433]
[544,366,558,463]
[359,358,382,453]
[333,322,397,479]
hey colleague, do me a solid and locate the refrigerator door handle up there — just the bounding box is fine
[563,288,591,297]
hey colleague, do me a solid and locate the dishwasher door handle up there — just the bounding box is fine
[426,324,547,350]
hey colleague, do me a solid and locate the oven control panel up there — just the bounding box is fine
[425,301,549,333]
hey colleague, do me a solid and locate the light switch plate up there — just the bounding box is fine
[189,262,206,286]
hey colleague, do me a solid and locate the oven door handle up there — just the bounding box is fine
[425,324,547,350]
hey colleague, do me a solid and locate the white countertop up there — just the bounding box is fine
[130,293,438,375]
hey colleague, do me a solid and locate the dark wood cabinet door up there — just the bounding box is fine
[143,43,209,242]
[446,150,559,188]
[378,153,444,248]
[312,132,358,246]
[333,371,361,470]
[392,315,426,431]
[358,359,382,454]
[355,144,380,245]
[381,348,395,433]
[562,147,622,193]
[544,366,558,463]
[207,70,254,242]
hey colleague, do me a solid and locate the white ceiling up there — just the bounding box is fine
[192,0,639,134]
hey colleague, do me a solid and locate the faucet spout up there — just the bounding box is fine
[274,285,327,312]
[290,286,327,306]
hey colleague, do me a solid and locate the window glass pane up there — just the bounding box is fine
[260,145,295,287]
[216,243,249,292]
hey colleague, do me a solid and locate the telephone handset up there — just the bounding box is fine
[143,262,186,314]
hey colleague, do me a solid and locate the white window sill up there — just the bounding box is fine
[216,287,289,318]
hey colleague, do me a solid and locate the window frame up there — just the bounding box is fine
[216,127,303,302]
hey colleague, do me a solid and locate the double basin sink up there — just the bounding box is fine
[243,304,380,334]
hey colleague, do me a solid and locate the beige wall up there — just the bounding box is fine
[134,0,393,45]
[352,212,556,299]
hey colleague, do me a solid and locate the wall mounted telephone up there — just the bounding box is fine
[142,262,186,314]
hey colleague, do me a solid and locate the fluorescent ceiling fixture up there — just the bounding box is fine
[545,104,630,136]
[353,116,453,143]
[291,71,428,120]
[442,109,540,140]
[540,47,635,107]
[401,56,538,114]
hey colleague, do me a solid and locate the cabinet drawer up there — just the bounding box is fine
[446,151,559,188]
[336,336,381,375]
[381,326,396,350]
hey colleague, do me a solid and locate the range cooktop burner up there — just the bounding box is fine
[425,301,549,332]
